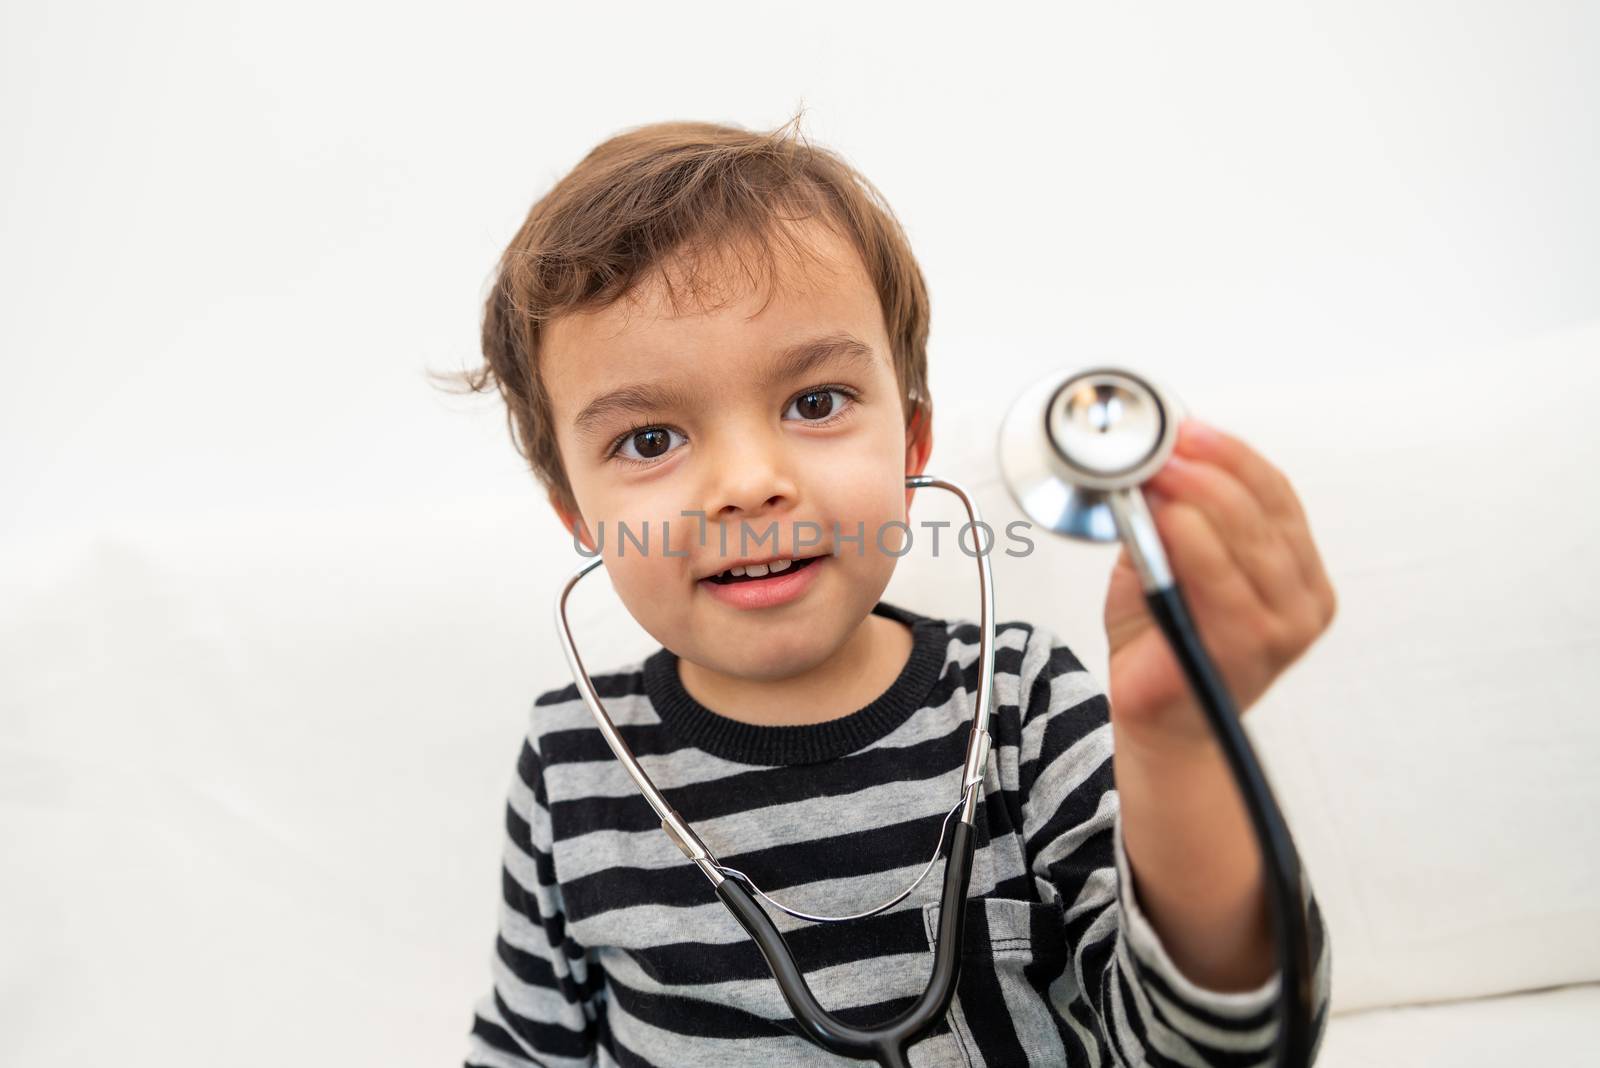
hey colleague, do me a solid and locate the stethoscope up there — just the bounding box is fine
[554,367,1314,1068]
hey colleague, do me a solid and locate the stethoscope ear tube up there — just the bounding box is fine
[713,819,979,1068]
[556,477,997,1066]
[1142,580,1316,1065]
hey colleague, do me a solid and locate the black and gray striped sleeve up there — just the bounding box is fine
[465,721,603,1068]
[1016,625,1333,1066]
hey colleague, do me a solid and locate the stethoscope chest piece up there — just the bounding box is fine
[998,367,1186,543]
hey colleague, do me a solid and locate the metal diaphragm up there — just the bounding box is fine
[997,367,1185,543]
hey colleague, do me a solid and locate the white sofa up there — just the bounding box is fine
[3,323,1596,1066]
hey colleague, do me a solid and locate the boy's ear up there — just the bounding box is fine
[904,399,933,475]
[548,488,596,552]
[904,400,934,509]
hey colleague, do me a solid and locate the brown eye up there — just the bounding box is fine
[796,391,833,419]
[613,425,686,465]
[787,388,852,422]
[632,428,670,457]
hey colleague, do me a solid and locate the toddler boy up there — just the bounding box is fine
[454,117,1334,1066]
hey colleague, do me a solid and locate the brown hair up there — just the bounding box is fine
[429,114,931,515]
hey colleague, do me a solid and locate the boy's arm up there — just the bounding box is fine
[1018,628,1332,1066]
[1094,413,1339,1047]
[1115,722,1278,991]
[465,726,602,1068]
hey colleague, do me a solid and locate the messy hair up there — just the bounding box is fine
[429,113,932,515]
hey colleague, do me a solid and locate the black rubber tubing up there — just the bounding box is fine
[1145,583,1316,1067]
[714,818,977,1068]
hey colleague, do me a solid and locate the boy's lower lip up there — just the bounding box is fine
[697,555,828,610]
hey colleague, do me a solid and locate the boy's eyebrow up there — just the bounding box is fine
[571,332,877,441]
[759,331,878,391]
[572,380,697,442]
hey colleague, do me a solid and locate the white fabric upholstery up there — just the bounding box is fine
[1315,983,1600,1066]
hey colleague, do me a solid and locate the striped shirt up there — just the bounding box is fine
[465,600,1332,1067]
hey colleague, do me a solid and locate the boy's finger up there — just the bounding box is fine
[1173,420,1332,604]
[1174,420,1303,523]
[1149,495,1268,625]
[1146,454,1303,619]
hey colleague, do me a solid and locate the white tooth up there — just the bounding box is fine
[730,566,746,577]
[768,558,792,573]
[745,563,769,577]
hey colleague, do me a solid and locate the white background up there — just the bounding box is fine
[5,1,1598,539]
[3,2,1598,1065]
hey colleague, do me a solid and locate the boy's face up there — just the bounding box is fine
[542,219,933,683]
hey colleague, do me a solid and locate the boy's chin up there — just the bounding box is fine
[682,622,842,684]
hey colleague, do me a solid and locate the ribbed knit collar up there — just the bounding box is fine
[643,600,948,766]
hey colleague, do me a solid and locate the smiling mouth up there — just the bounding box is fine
[704,554,826,585]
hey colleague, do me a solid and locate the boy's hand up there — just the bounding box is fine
[1104,419,1338,749]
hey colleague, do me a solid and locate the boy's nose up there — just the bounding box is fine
[701,433,800,524]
